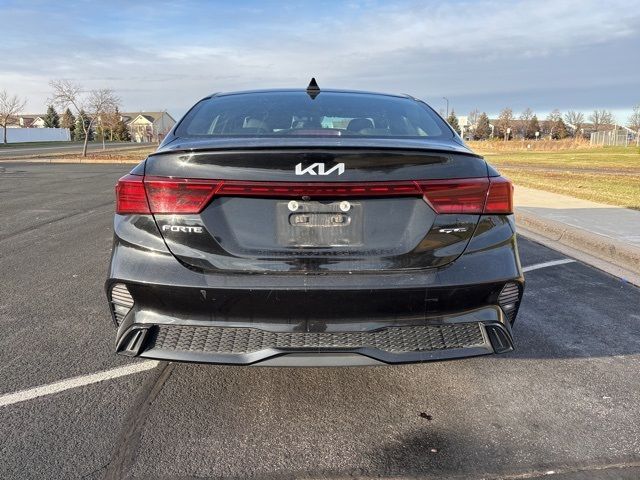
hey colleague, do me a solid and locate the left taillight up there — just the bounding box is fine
[115,175,222,214]
[115,174,150,214]
[144,177,222,214]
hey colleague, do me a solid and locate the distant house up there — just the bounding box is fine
[3,114,45,128]
[9,111,176,141]
[120,111,176,143]
[458,115,495,140]
[17,115,46,128]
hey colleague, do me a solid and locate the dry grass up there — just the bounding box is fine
[478,145,640,210]
[468,138,593,152]
[502,168,640,210]
[480,146,640,172]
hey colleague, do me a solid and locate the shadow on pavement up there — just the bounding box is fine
[117,352,640,480]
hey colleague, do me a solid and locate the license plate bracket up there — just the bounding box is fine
[276,201,364,247]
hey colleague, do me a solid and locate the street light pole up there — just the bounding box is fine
[442,97,449,118]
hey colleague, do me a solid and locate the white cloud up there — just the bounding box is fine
[0,0,638,116]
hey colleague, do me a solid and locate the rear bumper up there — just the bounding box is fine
[106,213,523,366]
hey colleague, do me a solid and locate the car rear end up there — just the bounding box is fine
[106,89,523,366]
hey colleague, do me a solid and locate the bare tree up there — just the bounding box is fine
[545,109,562,138]
[564,110,584,137]
[628,104,640,132]
[519,108,534,138]
[468,109,480,129]
[496,108,514,141]
[0,90,27,144]
[49,79,120,156]
[101,109,121,142]
[547,109,562,122]
[589,109,614,132]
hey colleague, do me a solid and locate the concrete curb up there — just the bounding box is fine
[516,210,640,286]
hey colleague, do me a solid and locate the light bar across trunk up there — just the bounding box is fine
[115,175,513,215]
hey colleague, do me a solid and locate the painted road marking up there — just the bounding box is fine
[0,360,159,408]
[523,259,576,273]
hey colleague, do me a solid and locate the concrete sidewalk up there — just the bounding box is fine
[514,186,640,285]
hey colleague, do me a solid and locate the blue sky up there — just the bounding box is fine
[1,0,639,122]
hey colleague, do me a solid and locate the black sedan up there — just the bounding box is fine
[106,81,523,366]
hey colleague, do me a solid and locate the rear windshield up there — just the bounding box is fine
[175,91,453,139]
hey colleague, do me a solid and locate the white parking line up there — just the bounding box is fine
[0,360,159,408]
[523,258,576,272]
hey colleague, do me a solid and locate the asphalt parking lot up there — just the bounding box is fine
[1,162,639,480]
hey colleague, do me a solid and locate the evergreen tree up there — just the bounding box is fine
[554,118,569,139]
[108,107,130,141]
[74,115,84,141]
[446,109,460,134]
[61,108,76,138]
[474,113,491,140]
[528,115,541,139]
[74,110,93,142]
[113,119,131,141]
[43,105,60,128]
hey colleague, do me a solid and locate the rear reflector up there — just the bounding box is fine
[115,175,513,215]
[109,283,134,326]
[498,282,522,324]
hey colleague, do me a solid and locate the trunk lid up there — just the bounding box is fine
[144,141,489,273]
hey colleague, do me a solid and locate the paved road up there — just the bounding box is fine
[1,162,639,479]
[0,142,153,159]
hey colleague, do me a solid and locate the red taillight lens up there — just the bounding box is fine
[417,178,490,214]
[484,176,513,214]
[144,177,222,214]
[115,175,150,214]
[115,176,513,215]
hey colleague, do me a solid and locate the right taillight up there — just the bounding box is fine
[417,178,490,214]
[417,176,512,214]
[484,176,513,214]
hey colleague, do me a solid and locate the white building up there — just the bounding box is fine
[120,111,177,143]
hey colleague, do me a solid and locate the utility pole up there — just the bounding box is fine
[442,97,449,118]
[101,118,105,150]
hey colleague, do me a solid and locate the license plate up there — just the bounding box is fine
[276,200,364,247]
